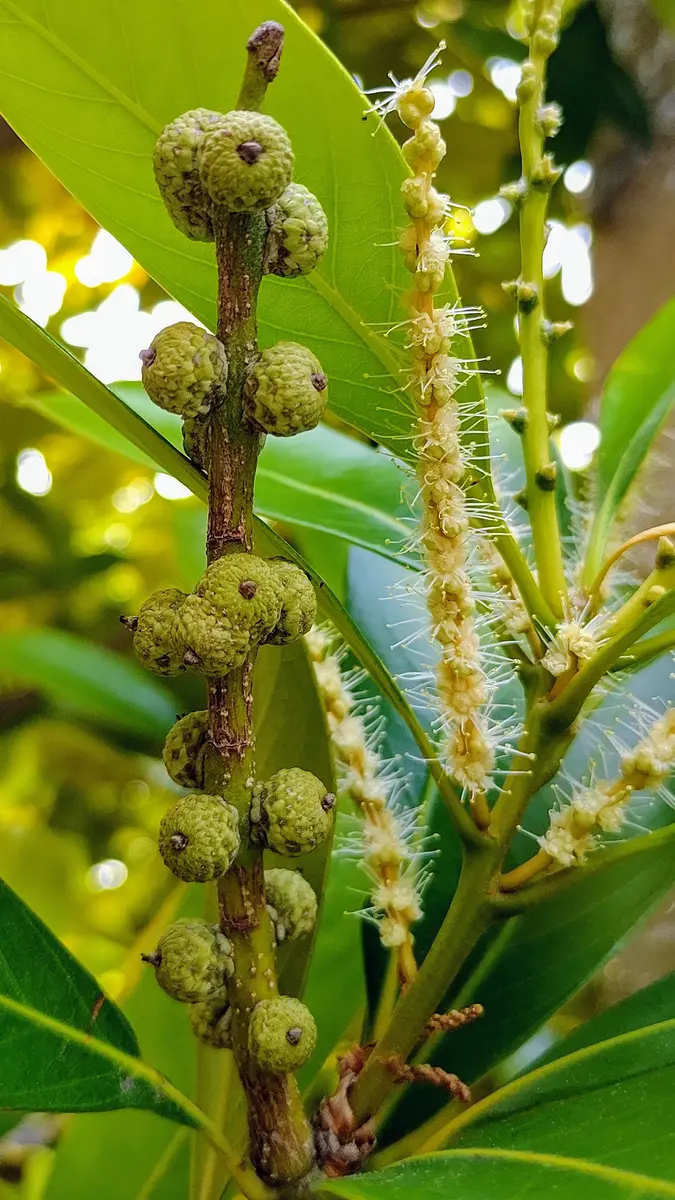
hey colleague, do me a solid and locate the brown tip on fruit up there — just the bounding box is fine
[141,951,161,967]
[286,1026,302,1045]
[119,615,138,631]
[184,648,200,666]
[239,579,258,599]
[170,832,189,852]
[321,792,337,812]
[237,140,263,165]
[310,373,328,392]
[139,347,156,368]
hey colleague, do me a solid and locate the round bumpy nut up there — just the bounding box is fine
[163,711,209,789]
[133,588,187,676]
[251,767,335,856]
[265,183,328,278]
[248,996,317,1072]
[198,111,293,212]
[159,793,240,882]
[266,559,316,645]
[140,322,227,419]
[146,918,234,1003]
[265,868,317,942]
[178,555,282,676]
[244,342,328,437]
[188,993,232,1048]
[153,109,220,240]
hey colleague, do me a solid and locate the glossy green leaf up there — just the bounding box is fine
[0,0,413,453]
[317,1150,675,1199]
[584,296,675,582]
[383,820,675,1148]
[0,293,206,497]
[0,877,191,1124]
[45,945,196,1200]
[537,970,675,1067]
[0,629,176,740]
[30,382,411,565]
[439,1017,675,1187]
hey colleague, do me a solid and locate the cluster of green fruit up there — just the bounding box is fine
[130,100,334,1074]
[143,715,335,1065]
[128,552,316,677]
[144,869,318,1069]
[138,106,330,455]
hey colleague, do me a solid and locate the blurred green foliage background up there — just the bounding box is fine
[0,0,674,1183]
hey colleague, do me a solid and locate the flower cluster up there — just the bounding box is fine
[306,626,421,983]
[384,58,493,798]
[537,708,675,868]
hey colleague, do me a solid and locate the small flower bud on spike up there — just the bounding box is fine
[645,584,667,606]
[535,462,557,491]
[500,408,528,435]
[655,537,675,570]
[531,154,563,190]
[537,103,563,137]
[515,281,539,313]
[499,179,527,208]
[517,61,538,103]
[541,319,573,346]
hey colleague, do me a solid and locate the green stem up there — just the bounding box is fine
[516,2,567,616]
[202,24,314,1189]
[349,843,498,1125]
[494,820,675,914]
[611,628,675,672]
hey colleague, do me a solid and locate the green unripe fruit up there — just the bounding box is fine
[265,183,328,278]
[251,768,335,856]
[248,996,317,1072]
[198,111,293,213]
[163,711,209,789]
[265,868,317,942]
[266,559,316,645]
[132,588,187,676]
[159,793,240,882]
[183,415,208,470]
[153,109,220,240]
[188,993,232,1048]
[146,918,234,1003]
[178,555,282,676]
[244,342,328,437]
[140,322,227,418]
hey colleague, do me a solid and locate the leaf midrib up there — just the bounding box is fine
[0,0,403,391]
